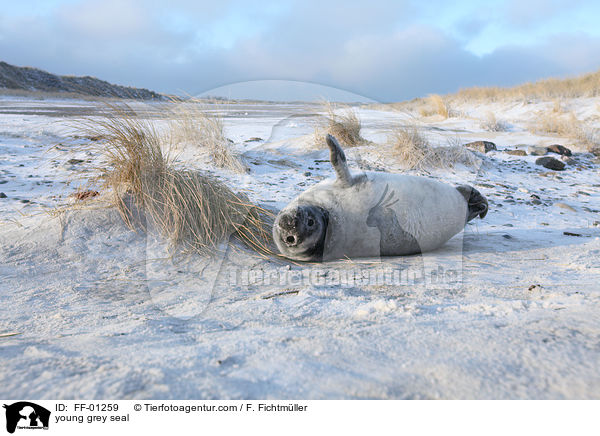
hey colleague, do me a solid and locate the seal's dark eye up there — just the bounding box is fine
[307,218,315,227]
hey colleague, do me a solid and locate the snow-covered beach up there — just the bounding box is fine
[1,96,599,399]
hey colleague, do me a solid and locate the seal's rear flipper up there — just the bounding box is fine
[456,185,488,222]
[326,134,353,187]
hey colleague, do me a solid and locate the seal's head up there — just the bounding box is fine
[273,205,329,261]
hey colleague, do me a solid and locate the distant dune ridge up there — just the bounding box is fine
[0,61,164,100]
[453,70,600,101]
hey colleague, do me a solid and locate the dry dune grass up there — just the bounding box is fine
[418,94,453,118]
[78,104,273,256]
[388,125,480,170]
[168,101,247,173]
[455,69,600,101]
[379,70,600,119]
[314,102,368,147]
[529,111,599,151]
[480,111,509,132]
[552,99,564,113]
[429,94,450,118]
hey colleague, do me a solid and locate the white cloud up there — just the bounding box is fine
[56,0,150,39]
[1,0,600,101]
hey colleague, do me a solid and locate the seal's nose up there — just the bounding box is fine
[277,211,303,247]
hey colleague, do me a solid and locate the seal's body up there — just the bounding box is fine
[273,135,487,261]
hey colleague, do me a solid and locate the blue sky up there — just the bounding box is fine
[1,0,600,101]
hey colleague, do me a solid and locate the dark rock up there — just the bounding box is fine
[536,156,565,171]
[244,137,263,143]
[464,140,497,153]
[528,146,548,156]
[303,172,312,177]
[67,158,85,165]
[547,144,572,156]
[589,147,600,156]
[0,192,6,198]
[506,149,527,156]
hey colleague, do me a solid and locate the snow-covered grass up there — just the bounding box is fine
[77,103,272,256]
[167,101,247,173]
[387,124,481,170]
[480,111,509,132]
[314,101,367,147]
[454,69,600,101]
[0,96,599,399]
[529,110,599,152]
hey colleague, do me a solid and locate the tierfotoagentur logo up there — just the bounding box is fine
[134,81,486,321]
[3,402,50,434]
[228,264,461,288]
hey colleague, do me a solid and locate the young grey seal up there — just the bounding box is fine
[273,134,487,261]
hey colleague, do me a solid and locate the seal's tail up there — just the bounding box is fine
[456,185,488,222]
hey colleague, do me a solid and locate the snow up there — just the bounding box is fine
[0,96,599,399]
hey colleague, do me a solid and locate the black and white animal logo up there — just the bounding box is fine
[3,402,51,434]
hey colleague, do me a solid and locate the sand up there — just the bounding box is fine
[0,96,599,399]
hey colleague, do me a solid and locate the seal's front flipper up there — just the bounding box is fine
[456,185,488,222]
[326,134,353,187]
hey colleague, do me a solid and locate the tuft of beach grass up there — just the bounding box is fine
[388,124,480,170]
[167,100,247,173]
[77,103,274,257]
[314,101,368,147]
